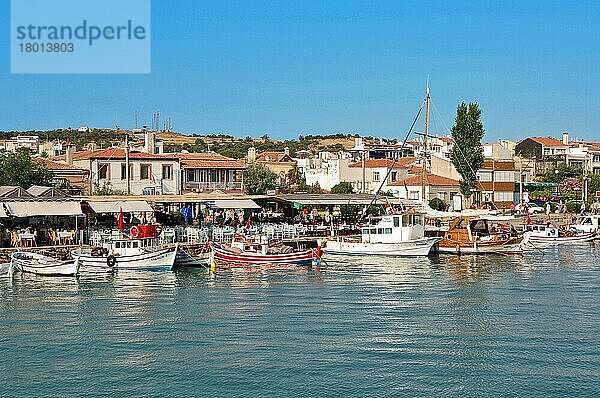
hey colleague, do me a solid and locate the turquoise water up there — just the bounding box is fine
[1,245,600,397]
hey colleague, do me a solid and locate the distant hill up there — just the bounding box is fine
[0,129,391,159]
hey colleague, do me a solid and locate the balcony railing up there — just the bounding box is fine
[184,181,244,191]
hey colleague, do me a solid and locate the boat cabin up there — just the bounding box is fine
[525,224,559,238]
[361,213,425,244]
[106,237,158,256]
[571,215,599,234]
[230,235,268,254]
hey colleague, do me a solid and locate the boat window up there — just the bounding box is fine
[115,242,121,248]
[413,215,423,225]
[127,242,132,248]
[384,228,392,234]
[378,228,384,234]
[393,217,400,227]
[362,229,370,234]
[132,242,139,248]
[370,228,377,234]
[402,215,411,227]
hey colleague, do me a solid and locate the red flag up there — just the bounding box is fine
[246,217,251,229]
[117,207,125,231]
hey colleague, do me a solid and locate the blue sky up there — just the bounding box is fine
[1,0,599,142]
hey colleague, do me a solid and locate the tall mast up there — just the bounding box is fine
[421,83,430,202]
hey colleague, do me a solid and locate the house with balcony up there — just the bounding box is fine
[178,153,246,193]
[515,135,570,176]
[345,157,419,194]
[475,160,516,209]
[41,158,91,195]
[387,172,460,203]
[57,147,181,195]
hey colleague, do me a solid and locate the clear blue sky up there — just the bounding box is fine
[2,0,599,142]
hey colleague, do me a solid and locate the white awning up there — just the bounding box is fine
[87,200,154,213]
[4,201,83,217]
[208,199,261,210]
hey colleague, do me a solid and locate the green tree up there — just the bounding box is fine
[450,102,485,197]
[243,163,279,195]
[93,181,126,196]
[330,181,354,194]
[0,148,52,188]
[542,164,582,183]
[429,197,447,211]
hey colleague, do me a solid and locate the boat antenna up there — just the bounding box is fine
[360,103,424,220]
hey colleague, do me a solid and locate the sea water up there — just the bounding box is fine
[1,244,599,397]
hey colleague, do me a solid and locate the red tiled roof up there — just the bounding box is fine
[40,158,86,171]
[181,159,247,169]
[529,137,566,147]
[438,137,454,143]
[348,157,418,169]
[176,152,234,161]
[389,173,460,187]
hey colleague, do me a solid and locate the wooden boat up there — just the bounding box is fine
[525,224,597,244]
[72,238,178,272]
[436,217,524,255]
[322,213,440,256]
[210,235,321,267]
[11,252,79,276]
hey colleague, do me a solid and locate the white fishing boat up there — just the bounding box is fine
[525,224,597,244]
[322,213,441,256]
[72,238,178,272]
[11,252,79,276]
[570,215,600,235]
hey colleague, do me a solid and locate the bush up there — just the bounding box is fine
[429,198,447,211]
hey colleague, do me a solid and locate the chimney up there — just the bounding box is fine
[562,132,569,145]
[66,145,75,166]
[248,147,256,163]
[284,146,290,156]
[144,131,156,154]
[354,136,362,147]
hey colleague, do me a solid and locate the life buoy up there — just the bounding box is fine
[106,255,116,268]
[130,225,140,238]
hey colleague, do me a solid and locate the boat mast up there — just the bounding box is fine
[421,83,430,203]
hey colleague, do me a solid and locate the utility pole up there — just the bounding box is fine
[362,149,366,194]
[125,133,131,195]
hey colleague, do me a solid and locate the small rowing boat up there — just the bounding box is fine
[11,252,79,276]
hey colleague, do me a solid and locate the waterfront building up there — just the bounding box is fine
[387,172,460,203]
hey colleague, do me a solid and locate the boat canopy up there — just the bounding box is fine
[87,200,153,214]
[2,200,83,217]
[207,199,261,210]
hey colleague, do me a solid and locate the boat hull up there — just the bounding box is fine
[322,237,440,256]
[211,245,318,266]
[527,232,597,244]
[174,252,210,267]
[11,253,79,276]
[73,245,178,272]
[436,242,524,255]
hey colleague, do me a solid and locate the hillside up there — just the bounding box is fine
[1,129,383,159]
